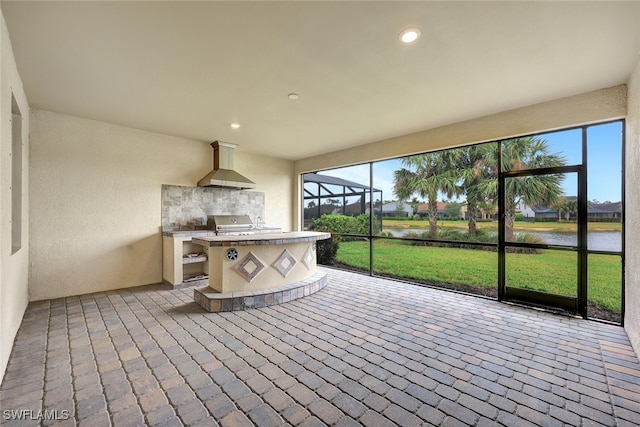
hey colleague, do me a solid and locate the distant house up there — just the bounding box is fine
[416,202,449,219]
[456,202,496,221]
[478,202,498,220]
[381,202,414,218]
[530,204,558,220]
[460,203,469,220]
[589,201,622,219]
[517,200,536,218]
[344,199,369,216]
[520,198,622,221]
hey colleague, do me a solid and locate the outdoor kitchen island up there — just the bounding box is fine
[191,231,331,312]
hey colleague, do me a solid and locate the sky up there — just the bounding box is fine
[312,121,623,205]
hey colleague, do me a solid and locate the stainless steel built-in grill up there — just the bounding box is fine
[208,215,256,236]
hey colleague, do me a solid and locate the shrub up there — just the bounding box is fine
[356,213,382,235]
[512,232,544,245]
[315,235,339,265]
[309,213,380,238]
[308,214,360,237]
[399,228,541,254]
[309,214,379,264]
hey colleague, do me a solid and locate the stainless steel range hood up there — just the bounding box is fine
[197,141,256,189]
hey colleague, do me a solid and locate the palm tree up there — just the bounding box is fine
[565,199,577,221]
[550,197,567,222]
[551,197,577,222]
[409,197,421,216]
[498,137,566,240]
[449,144,497,236]
[394,153,457,236]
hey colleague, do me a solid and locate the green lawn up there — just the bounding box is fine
[382,218,621,233]
[335,239,621,313]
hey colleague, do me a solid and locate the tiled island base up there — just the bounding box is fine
[194,270,328,312]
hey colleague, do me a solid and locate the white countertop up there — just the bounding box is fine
[192,231,331,247]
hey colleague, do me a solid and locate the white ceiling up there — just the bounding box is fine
[2,1,640,160]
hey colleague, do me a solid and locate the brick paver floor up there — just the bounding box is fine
[1,267,639,426]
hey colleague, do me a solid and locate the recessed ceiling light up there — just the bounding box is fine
[399,28,421,43]
[288,93,300,100]
[230,123,241,129]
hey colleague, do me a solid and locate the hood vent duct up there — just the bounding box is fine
[197,141,256,189]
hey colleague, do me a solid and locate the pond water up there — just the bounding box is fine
[521,231,621,252]
[382,228,622,252]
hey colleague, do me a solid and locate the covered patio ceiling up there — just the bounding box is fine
[2,1,639,160]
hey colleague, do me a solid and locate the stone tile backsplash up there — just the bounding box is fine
[161,185,265,228]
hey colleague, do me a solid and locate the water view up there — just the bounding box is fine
[383,228,621,252]
[524,231,621,252]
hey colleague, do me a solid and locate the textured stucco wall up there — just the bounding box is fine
[29,110,293,301]
[0,10,30,385]
[625,58,640,355]
[234,148,294,231]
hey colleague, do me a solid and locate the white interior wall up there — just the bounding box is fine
[0,10,29,385]
[29,109,293,301]
[625,58,640,355]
